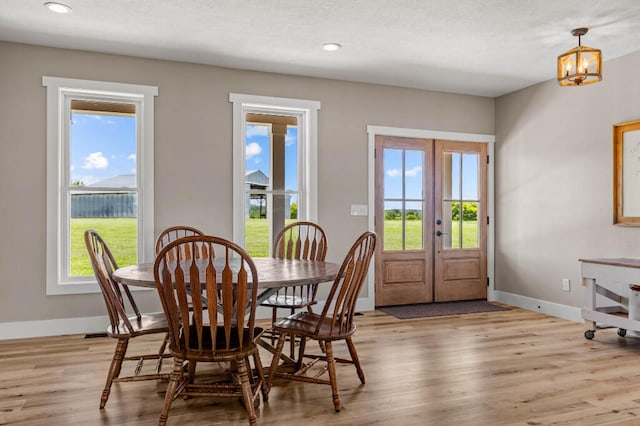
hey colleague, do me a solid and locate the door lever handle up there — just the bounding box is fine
[436,230,449,237]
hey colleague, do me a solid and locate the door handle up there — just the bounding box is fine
[436,230,449,237]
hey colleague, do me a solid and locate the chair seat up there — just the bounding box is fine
[107,312,168,338]
[273,312,356,340]
[261,294,317,309]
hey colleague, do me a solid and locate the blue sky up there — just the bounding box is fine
[70,113,136,185]
[245,124,298,191]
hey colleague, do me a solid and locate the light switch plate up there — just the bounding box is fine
[350,204,368,216]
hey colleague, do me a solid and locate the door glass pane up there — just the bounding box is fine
[451,152,461,199]
[462,153,479,199]
[443,201,457,249]
[442,150,480,251]
[384,200,402,250]
[383,148,425,251]
[405,201,423,250]
[405,150,423,200]
[461,202,479,248]
[384,149,403,199]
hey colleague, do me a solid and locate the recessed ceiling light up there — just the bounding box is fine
[322,43,342,52]
[44,2,72,14]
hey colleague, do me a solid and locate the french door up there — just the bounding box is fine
[375,136,487,306]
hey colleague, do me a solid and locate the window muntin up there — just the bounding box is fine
[43,77,156,295]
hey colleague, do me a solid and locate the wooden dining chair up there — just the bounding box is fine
[260,221,328,360]
[155,225,205,259]
[154,235,268,426]
[268,231,376,412]
[84,229,171,409]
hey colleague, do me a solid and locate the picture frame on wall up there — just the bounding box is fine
[613,119,640,225]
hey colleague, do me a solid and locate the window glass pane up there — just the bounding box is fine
[384,149,403,199]
[245,124,271,188]
[70,111,136,187]
[245,191,269,257]
[69,193,138,276]
[404,201,423,250]
[384,200,402,250]
[69,106,137,277]
[461,202,479,248]
[285,126,298,191]
[462,153,479,200]
[404,150,423,200]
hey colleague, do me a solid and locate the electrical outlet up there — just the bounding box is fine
[562,278,570,292]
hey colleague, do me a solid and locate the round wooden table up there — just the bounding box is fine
[112,257,340,301]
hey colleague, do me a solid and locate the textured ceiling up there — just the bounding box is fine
[2,0,640,97]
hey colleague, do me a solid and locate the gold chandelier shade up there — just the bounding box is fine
[557,28,602,87]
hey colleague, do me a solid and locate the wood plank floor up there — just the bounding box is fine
[3,306,640,425]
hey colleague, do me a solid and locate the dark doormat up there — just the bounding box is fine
[377,300,510,319]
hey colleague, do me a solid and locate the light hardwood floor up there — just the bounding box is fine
[3,306,640,425]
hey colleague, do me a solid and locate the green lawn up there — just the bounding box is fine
[70,218,137,276]
[71,217,478,276]
[383,219,478,250]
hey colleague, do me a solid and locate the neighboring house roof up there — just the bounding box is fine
[246,169,269,186]
[87,174,136,188]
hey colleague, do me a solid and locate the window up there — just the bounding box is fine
[230,94,320,257]
[43,77,157,295]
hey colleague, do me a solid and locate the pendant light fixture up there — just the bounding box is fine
[557,27,602,86]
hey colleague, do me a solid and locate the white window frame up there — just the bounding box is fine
[230,94,320,248]
[43,76,157,295]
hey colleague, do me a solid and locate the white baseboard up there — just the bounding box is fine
[10,293,563,341]
[491,290,582,323]
[0,316,110,340]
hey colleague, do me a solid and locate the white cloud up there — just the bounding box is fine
[128,153,136,161]
[246,142,262,159]
[246,125,269,138]
[405,166,422,177]
[386,166,422,177]
[82,152,109,169]
[285,134,297,146]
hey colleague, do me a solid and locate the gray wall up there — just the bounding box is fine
[495,50,640,307]
[0,41,494,325]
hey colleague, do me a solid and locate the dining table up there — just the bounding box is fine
[112,257,340,302]
[112,257,341,368]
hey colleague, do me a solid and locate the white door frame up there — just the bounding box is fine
[363,125,496,310]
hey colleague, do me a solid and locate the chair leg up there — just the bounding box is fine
[289,308,296,358]
[237,357,258,425]
[346,337,365,384]
[324,341,341,412]
[295,335,307,372]
[268,333,287,390]
[252,351,269,402]
[100,337,128,409]
[158,357,183,426]
[155,333,169,373]
[270,307,278,345]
